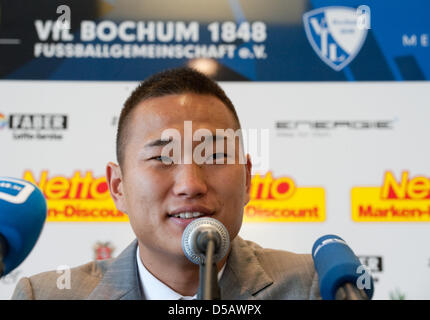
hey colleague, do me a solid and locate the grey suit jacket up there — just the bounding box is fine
[11,236,321,300]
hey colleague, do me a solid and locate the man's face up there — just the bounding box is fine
[108,93,251,263]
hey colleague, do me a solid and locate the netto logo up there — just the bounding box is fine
[276,120,393,130]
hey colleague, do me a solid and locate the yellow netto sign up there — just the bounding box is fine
[23,170,127,222]
[352,171,430,222]
[23,170,325,223]
[244,172,325,223]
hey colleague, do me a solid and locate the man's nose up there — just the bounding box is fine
[173,164,208,199]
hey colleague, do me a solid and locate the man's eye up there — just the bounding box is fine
[211,153,227,159]
[150,156,173,164]
[207,153,228,163]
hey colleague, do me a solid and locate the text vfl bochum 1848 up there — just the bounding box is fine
[303,6,368,71]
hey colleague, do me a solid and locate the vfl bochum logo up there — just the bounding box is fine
[303,6,368,71]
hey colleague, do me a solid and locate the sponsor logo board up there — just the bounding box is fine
[352,171,430,222]
[244,172,325,223]
[23,170,325,223]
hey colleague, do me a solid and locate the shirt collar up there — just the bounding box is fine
[136,245,225,300]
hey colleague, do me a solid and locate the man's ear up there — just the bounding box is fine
[244,154,252,206]
[106,162,127,213]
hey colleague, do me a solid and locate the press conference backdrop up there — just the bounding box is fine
[0,0,429,299]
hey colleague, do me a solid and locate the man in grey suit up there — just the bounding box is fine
[12,68,321,300]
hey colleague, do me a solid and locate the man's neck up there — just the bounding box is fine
[137,242,229,296]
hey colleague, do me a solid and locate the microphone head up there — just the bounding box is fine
[182,217,230,265]
[0,177,47,275]
[312,234,374,300]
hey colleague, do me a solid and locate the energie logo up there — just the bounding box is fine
[352,171,430,222]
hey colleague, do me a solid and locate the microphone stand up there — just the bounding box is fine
[335,283,369,300]
[0,234,7,277]
[197,231,221,300]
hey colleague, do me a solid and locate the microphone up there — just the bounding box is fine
[182,217,230,300]
[312,234,374,300]
[0,177,47,276]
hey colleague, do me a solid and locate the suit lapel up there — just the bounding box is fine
[87,239,143,300]
[220,236,273,299]
[87,236,273,300]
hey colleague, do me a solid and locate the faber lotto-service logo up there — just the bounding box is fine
[303,6,370,71]
[0,112,68,140]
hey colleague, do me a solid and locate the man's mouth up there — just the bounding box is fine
[168,207,214,220]
[170,212,208,219]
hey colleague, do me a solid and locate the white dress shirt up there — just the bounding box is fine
[136,246,225,300]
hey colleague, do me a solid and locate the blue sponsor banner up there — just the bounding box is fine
[0,0,428,81]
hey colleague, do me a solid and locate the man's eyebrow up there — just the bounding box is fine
[144,138,173,147]
[144,134,228,147]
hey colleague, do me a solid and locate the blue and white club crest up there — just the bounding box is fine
[303,6,368,71]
